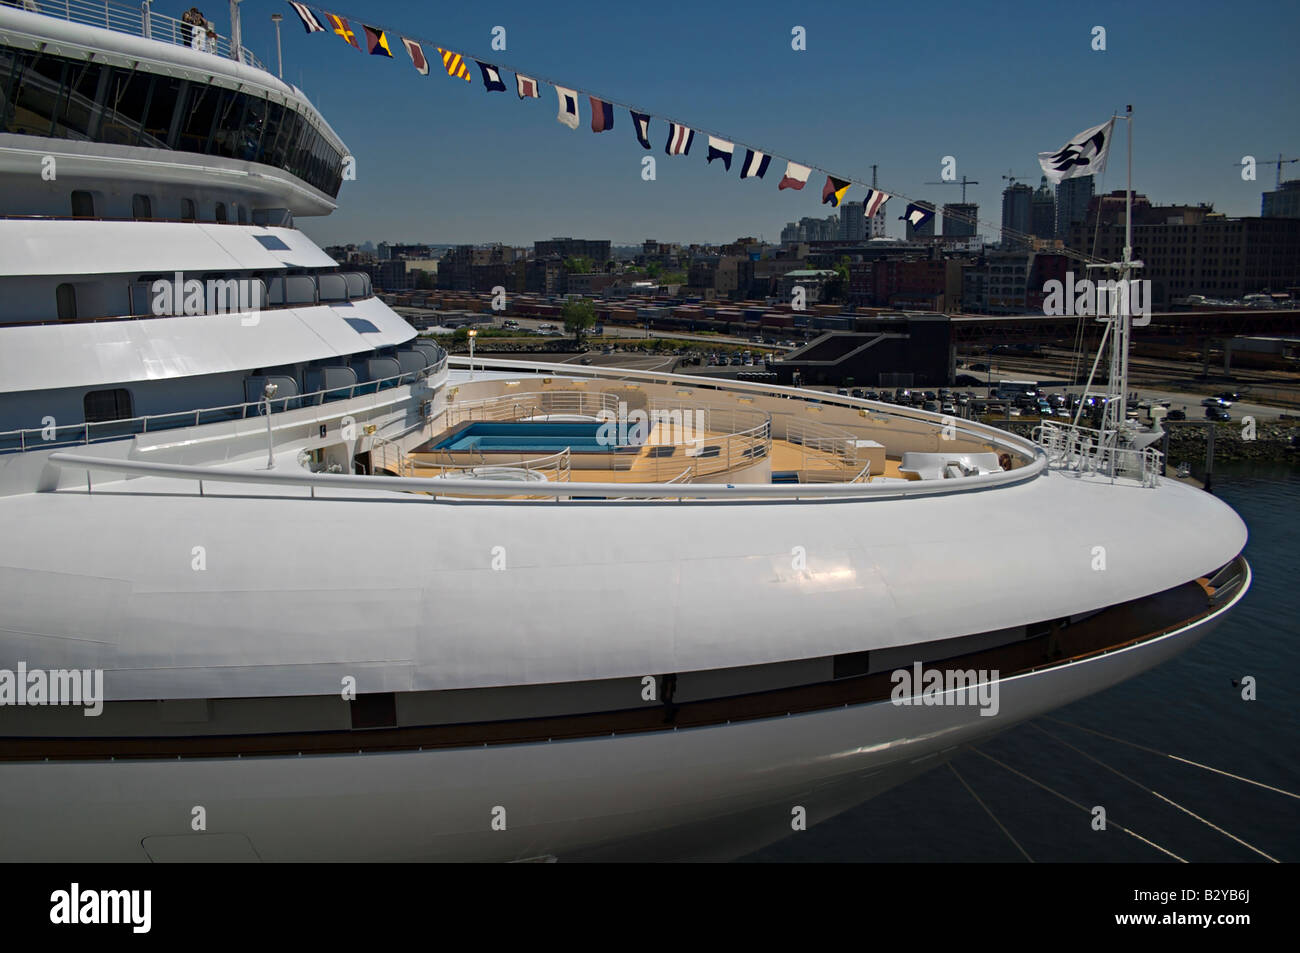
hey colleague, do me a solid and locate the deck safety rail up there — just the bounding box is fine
[1034,420,1162,487]
[0,347,447,453]
[48,448,1048,501]
[19,0,267,70]
[446,355,1040,467]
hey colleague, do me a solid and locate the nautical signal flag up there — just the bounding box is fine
[862,187,891,218]
[289,2,324,33]
[477,61,506,92]
[400,37,429,75]
[517,74,540,99]
[363,25,393,58]
[779,161,811,190]
[665,122,694,156]
[556,86,580,130]
[437,48,472,81]
[326,13,359,50]
[590,97,614,133]
[740,149,771,179]
[900,202,935,229]
[822,175,851,206]
[631,111,652,149]
[706,137,734,170]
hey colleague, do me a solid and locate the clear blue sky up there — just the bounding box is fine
[225,0,1299,247]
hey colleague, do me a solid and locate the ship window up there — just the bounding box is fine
[177,82,218,152]
[101,68,151,146]
[132,193,152,219]
[56,283,77,320]
[8,52,65,137]
[214,202,227,223]
[141,74,182,148]
[832,651,871,680]
[83,389,133,424]
[181,198,196,220]
[55,61,103,140]
[350,693,397,730]
[70,190,95,217]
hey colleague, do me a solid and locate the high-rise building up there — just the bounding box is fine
[1066,213,1300,306]
[904,200,936,240]
[1055,174,1095,239]
[1031,177,1056,239]
[1000,184,1033,246]
[1262,180,1300,218]
[942,202,978,238]
[533,237,611,263]
[840,201,866,241]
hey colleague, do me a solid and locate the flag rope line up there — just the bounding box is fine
[290,3,1104,263]
[1044,717,1300,800]
[969,746,1187,862]
[1030,723,1279,862]
[948,761,1034,862]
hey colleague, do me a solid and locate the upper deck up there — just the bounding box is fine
[0,1,348,212]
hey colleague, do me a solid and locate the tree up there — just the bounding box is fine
[563,255,596,274]
[562,297,597,341]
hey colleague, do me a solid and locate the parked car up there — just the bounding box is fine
[1167,409,1187,421]
[1201,397,1228,408]
[1205,406,1231,421]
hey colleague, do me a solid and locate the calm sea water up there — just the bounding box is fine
[749,461,1300,862]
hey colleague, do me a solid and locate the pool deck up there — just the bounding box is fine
[402,421,908,485]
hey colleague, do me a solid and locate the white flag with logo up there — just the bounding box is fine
[1038,118,1114,184]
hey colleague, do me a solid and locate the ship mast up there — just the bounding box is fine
[1087,105,1141,469]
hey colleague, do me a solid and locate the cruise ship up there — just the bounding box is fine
[0,3,1249,861]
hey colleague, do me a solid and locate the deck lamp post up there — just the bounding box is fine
[263,381,278,469]
[468,328,477,379]
[270,13,283,78]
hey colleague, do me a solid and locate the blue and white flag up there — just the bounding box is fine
[665,122,694,156]
[706,136,733,170]
[740,148,771,179]
[289,2,324,33]
[630,110,652,149]
[862,187,890,219]
[555,85,580,130]
[900,202,935,229]
[476,61,507,92]
[1038,118,1114,184]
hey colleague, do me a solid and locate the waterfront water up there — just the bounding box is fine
[749,461,1300,862]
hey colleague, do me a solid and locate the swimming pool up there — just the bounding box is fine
[424,421,639,454]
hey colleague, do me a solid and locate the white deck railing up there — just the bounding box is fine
[1034,421,1161,487]
[19,0,267,70]
[0,350,447,453]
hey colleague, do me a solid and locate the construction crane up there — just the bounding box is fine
[924,175,979,202]
[1233,153,1299,189]
[1001,170,1036,188]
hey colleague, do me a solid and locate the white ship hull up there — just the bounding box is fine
[0,582,1244,862]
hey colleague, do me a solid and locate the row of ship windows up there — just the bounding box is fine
[69,189,251,224]
[49,270,375,321]
[0,44,345,198]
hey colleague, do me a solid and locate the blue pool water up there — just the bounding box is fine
[429,421,632,453]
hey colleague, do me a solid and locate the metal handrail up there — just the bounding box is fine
[1033,420,1161,487]
[446,355,1040,464]
[49,449,1048,501]
[0,350,448,453]
[18,0,267,70]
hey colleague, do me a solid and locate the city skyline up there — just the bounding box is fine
[231,0,1300,248]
